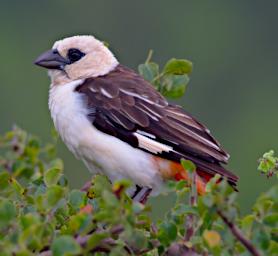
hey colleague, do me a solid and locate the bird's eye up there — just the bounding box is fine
[67,48,85,63]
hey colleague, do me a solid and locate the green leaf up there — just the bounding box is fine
[268,240,278,255]
[0,172,10,191]
[158,222,177,245]
[258,160,275,174]
[181,159,196,173]
[45,185,64,207]
[138,62,159,82]
[68,213,92,234]
[102,190,118,207]
[240,214,255,234]
[263,213,278,226]
[161,74,189,98]
[10,177,24,195]
[254,229,270,250]
[175,180,187,190]
[49,158,64,170]
[205,174,221,192]
[112,179,132,198]
[92,175,111,196]
[20,213,40,230]
[11,249,31,256]
[163,58,193,75]
[132,202,145,214]
[86,232,109,251]
[0,200,16,227]
[202,194,215,208]
[166,180,177,190]
[69,190,86,210]
[44,168,62,187]
[102,41,110,48]
[203,230,221,248]
[126,229,148,250]
[51,235,81,256]
[174,204,198,215]
[258,150,277,176]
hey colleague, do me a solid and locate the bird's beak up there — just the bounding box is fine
[34,49,70,70]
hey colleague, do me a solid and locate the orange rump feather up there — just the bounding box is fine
[153,157,211,195]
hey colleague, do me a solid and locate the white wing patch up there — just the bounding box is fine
[89,87,98,93]
[136,130,156,139]
[100,88,114,98]
[134,132,173,154]
[120,88,167,107]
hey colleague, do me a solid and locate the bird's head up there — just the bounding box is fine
[34,35,118,85]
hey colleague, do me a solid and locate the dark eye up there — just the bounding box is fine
[67,48,85,63]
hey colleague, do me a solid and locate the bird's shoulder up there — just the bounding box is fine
[75,64,167,107]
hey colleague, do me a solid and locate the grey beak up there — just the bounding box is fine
[34,49,70,70]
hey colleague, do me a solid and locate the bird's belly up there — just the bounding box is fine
[77,127,164,192]
[63,123,164,193]
[49,81,163,193]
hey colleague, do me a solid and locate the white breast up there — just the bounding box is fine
[48,80,163,193]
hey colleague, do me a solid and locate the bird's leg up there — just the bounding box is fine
[132,186,152,204]
[131,185,143,199]
[139,187,152,204]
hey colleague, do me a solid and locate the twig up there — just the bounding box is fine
[76,234,91,246]
[217,210,261,256]
[145,49,153,63]
[110,224,124,235]
[80,180,92,192]
[151,72,164,83]
[137,239,160,255]
[166,242,201,256]
[185,171,197,241]
[91,238,117,253]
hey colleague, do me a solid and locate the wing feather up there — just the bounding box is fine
[75,64,238,185]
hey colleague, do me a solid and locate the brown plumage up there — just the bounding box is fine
[76,64,238,187]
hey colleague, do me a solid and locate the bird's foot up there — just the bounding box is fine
[132,185,152,204]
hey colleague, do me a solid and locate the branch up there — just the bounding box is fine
[217,210,261,256]
[80,180,92,192]
[145,49,153,63]
[185,171,197,241]
[166,243,201,256]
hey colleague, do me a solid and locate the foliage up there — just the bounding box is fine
[0,56,277,256]
[138,50,192,99]
[258,150,278,178]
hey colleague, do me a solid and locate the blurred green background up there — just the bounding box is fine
[1,1,277,216]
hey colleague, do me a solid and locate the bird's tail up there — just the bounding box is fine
[154,157,237,194]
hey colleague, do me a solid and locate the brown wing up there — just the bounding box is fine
[75,64,238,186]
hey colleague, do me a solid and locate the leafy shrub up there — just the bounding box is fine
[0,55,277,255]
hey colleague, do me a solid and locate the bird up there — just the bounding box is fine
[34,35,238,202]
